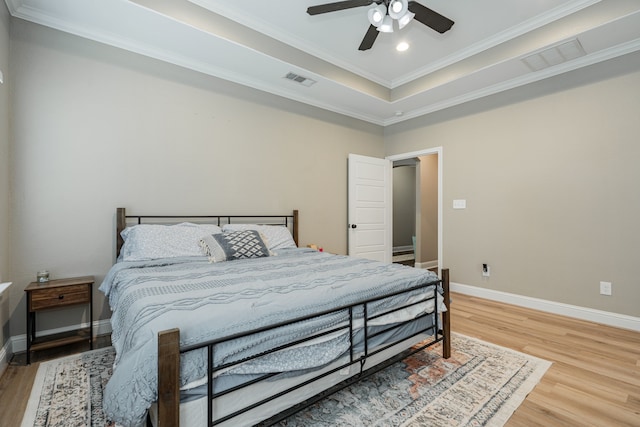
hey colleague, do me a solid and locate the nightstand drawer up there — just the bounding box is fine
[30,284,90,310]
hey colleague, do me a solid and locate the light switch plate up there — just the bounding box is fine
[453,199,466,209]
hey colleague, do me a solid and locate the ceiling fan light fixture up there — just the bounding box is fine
[307,0,454,51]
[378,15,394,33]
[368,4,387,27]
[388,0,408,19]
[397,10,414,29]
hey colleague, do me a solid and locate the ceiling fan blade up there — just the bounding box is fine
[307,0,375,16]
[408,1,454,33]
[358,24,379,51]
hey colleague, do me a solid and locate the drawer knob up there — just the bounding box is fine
[58,295,64,300]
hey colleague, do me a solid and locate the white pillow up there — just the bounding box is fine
[221,224,297,250]
[120,222,222,261]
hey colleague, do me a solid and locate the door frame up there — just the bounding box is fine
[387,147,443,271]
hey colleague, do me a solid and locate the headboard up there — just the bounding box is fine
[116,208,299,258]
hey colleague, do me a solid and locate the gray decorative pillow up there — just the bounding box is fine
[199,230,272,263]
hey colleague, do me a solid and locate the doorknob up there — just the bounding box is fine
[350,224,357,229]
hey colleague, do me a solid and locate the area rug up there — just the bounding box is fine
[21,347,116,427]
[276,334,551,426]
[21,333,551,427]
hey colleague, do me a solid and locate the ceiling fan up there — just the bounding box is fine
[307,0,454,51]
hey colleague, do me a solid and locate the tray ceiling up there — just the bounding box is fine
[6,0,640,125]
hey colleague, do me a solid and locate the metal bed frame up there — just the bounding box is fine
[113,208,450,427]
[116,208,298,259]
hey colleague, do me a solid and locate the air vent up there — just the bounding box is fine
[522,38,586,72]
[284,72,316,87]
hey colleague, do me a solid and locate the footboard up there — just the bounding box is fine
[155,269,451,427]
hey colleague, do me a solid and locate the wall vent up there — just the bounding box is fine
[284,72,316,87]
[521,38,587,72]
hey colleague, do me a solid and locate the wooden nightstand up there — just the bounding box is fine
[25,276,94,364]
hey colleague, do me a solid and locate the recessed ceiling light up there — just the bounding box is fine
[396,42,409,52]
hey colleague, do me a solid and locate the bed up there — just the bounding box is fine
[100,208,451,427]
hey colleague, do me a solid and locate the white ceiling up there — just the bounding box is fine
[6,0,640,125]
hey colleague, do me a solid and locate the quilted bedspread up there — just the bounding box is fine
[99,248,440,427]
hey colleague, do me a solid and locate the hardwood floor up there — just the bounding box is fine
[1,294,639,426]
[451,293,640,427]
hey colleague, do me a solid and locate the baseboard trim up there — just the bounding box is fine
[415,260,438,270]
[451,282,640,332]
[11,319,113,353]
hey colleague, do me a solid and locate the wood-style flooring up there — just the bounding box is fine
[1,294,639,426]
[452,293,640,427]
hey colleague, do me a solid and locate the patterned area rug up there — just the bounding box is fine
[21,333,550,427]
[277,334,551,426]
[21,347,116,427]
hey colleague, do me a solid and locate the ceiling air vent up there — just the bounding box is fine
[521,38,587,72]
[284,72,316,87]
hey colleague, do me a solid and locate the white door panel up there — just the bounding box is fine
[348,154,392,263]
[355,208,385,224]
[355,230,385,246]
[353,249,385,263]
[356,185,385,203]
[355,161,385,180]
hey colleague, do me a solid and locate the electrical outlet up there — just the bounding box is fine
[599,281,612,296]
[482,263,490,277]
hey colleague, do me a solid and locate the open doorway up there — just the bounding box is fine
[389,149,441,271]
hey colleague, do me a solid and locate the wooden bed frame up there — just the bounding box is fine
[114,208,451,427]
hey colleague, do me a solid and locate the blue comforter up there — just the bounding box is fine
[99,248,439,426]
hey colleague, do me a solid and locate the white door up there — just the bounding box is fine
[348,154,392,262]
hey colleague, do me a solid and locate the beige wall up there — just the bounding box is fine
[386,52,640,317]
[7,20,384,337]
[0,3,11,349]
